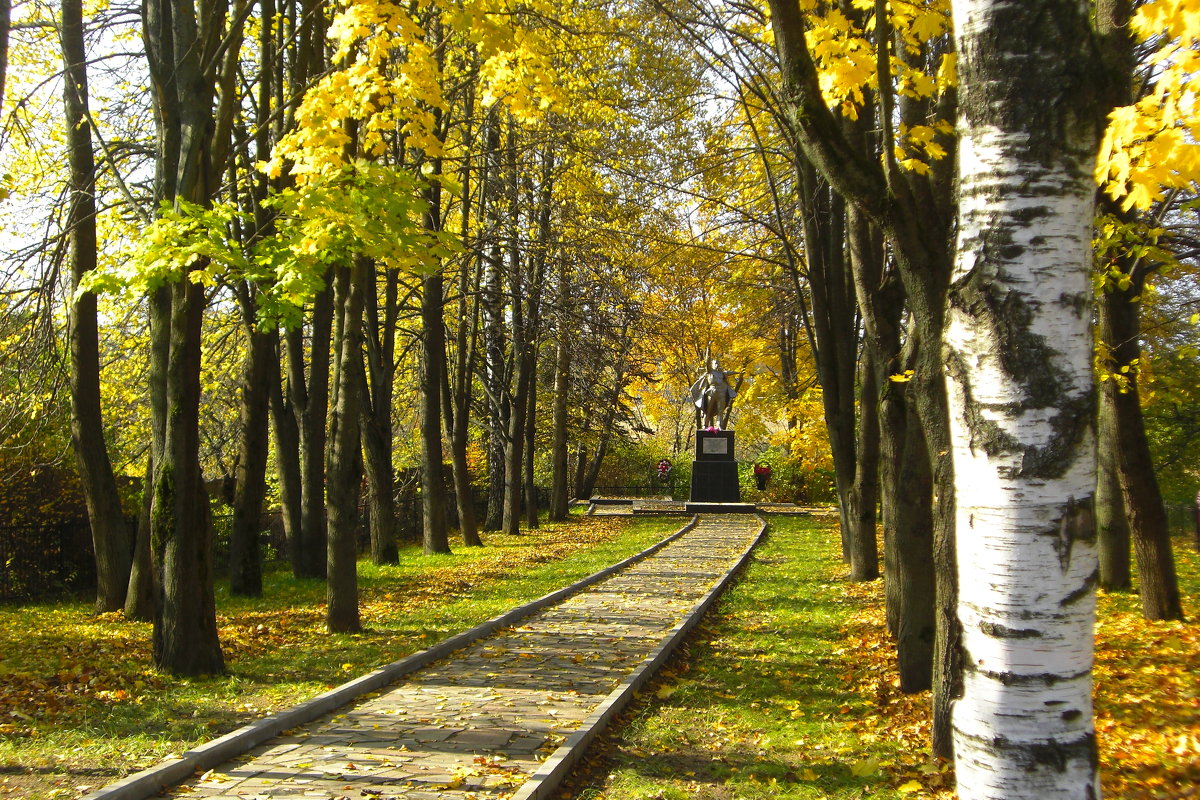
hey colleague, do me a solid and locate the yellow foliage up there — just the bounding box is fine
[1096,0,1200,208]
[269,0,563,185]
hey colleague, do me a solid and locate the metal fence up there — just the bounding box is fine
[0,519,100,601]
[588,484,677,499]
[0,487,545,602]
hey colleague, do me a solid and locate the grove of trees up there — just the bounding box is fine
[0,0,1197,795]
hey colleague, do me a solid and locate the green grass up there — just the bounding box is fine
[0,515,678,799]
[560,515,946,800]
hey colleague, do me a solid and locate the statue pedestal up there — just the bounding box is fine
[690,430,740,503]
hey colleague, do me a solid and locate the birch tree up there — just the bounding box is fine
[945,0,1106,792]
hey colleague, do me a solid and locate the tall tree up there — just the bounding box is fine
[62,0,132,613]
[326,256,366,633]
[141,0,241,675]
[361,261,400,564]
[767,0,961,755]
[944,0,1105,792]
[1093,0,1185,621]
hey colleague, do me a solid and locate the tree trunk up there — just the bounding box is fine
[443,294,482,546]
[573,442,588,501]
[143,0,232,676]
[850,207,933,685]
[1098,280,1184,619]
[130,284,170,620]
[124,452,156,621]
[361,262,398,564]
[883,390,936,691]
[797,172,859,564]
[481,112,507,532]
[767,0,960,754]
[292,279,333,578]
[443,351,482,546]
[1096,383,1132,590]
[501,123,527,537]
[521,147,553,531]
[62,0,131,613]
[228,318,272,597]
[325,260,365,633]
[268,341,304,577]
[946,0,1103,791]
[523,359,539,529]
[152,279,224,675]
[1093,0,1182,622]
[845,206,881,581]
[445,96,483,547]
[420,268,451,554]
[549,331,571,521]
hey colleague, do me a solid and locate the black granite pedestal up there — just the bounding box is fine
[689,430,742,505]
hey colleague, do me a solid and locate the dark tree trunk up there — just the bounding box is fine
[361,262,398,564]
[797,171,859,564]
[326,261,365,633]
[268,342,304,577]
[573,442,588,501]
[124,452,156,621]
[292,279,333,578]
[130,284,170,620]
[882,382,936,691]
[521,148,554,531]
[845,206,881,582]
[1094,0,1182,621]
[1099,284,1184,620]
[444,283,482,546]
[768,0,959,755]
[501,124,527,537]
[142,0,234,676]
[549,332,571,521]
[522,360,539,529]
[548,256,573,521]
[503,363,528,535]
[0,0,10,110]
[907,285,958,760]
[228,317,272,597]
[1096,384,1132,591]
[151,279,224,675]
[420,269,451,554]
[62,0,131,612]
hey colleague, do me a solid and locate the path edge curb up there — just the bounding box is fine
[80,515,700,800]
[508,513,770,800]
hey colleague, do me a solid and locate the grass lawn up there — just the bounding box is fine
[560,515,1200,800]
[0,514,679,800]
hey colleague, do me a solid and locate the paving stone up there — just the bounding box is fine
[137,515,761,800]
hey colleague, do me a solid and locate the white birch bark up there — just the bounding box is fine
[946,0,1103,796]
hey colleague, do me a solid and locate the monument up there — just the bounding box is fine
[688,356,743,505]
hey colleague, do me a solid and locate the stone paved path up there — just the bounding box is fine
[150,514,764,800]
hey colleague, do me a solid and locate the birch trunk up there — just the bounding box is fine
[947,0,1103,793]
